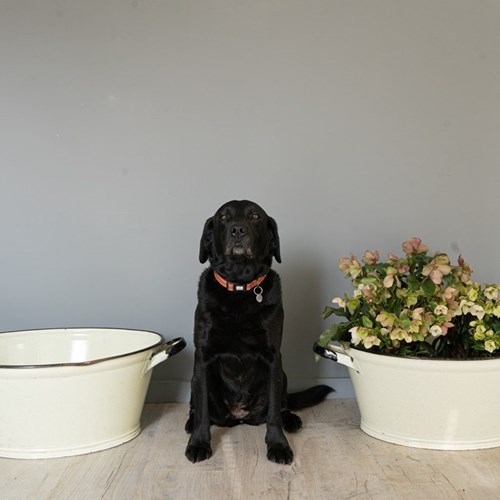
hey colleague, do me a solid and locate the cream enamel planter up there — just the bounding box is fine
[0,328,185,459]
[314,342,500,450]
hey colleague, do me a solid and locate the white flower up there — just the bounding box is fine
[475,324,487,336]
[383,275,394,288]
[485,340,496,353]
[349,326,362,346]
[470,304,485,320]
[430,325,443,337]
[474,329,485,341]
[434,305,448,316]
[484,286,499,301]
[459,300,474,315]
[332,297,346,309]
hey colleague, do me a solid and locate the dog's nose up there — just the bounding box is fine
[231,225,247,238]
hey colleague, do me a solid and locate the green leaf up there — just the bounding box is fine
[362,316,373,328]
[407,276,420,291]
[318,325,337,345]
[400,318,412,330]
[322,306,349,319]
[322,306,335,319]
[334,308,349,318]
[318,322,352,347]
[422,279,436,299]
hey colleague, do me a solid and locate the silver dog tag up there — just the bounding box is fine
[254,286,263,303]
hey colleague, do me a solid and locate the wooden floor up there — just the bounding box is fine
[2,400,500,499]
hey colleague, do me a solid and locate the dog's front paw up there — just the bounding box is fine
[185,440,213,463]
[282,410,302,433]
[267,443,294,465]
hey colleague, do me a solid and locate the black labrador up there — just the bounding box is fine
[185,200,333,464]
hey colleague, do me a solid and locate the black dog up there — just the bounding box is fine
[185,200,333,464]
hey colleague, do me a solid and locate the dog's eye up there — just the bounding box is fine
[250,213,261,220]
[219,213,228,221]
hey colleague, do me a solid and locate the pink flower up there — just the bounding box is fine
[383,267,400,288]
[457,255,473,283]
[398,262,410,274]
[338,255,362,278]
[412,307,424,321]
[422,254,452,285]
[430,269,444,284]
[361,284,375,302]
[363,335,381,349]
[444,287,458,302]
[440,322,454,335]
[338,257,351,272]
[362,250,380,265]
[402,237,429,255]
[376,311,396,328]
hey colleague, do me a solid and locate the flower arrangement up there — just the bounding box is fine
[318,238,500,359]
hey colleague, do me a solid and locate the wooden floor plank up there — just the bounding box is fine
[1,400,500,500]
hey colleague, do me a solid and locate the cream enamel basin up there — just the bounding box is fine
[0,328,186,459]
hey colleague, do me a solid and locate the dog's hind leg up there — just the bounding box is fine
[185,410,194,434]
[281,410,302,433]
[279,371,303,433]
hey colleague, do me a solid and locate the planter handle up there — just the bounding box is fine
[313,341,360,373]
[143,337,186,375]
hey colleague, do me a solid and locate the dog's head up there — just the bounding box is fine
[199,200,281,278]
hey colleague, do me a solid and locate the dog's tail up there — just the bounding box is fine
[287,384,334,411]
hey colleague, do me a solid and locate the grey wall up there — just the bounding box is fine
[1,1,499,401]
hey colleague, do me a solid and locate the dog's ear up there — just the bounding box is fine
[268,216,281,263]
[199,217,214,263]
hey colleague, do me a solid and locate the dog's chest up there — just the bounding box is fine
[218,353,265,383]
[209,311,269,355]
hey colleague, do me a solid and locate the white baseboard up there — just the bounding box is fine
[146,377,354,403]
